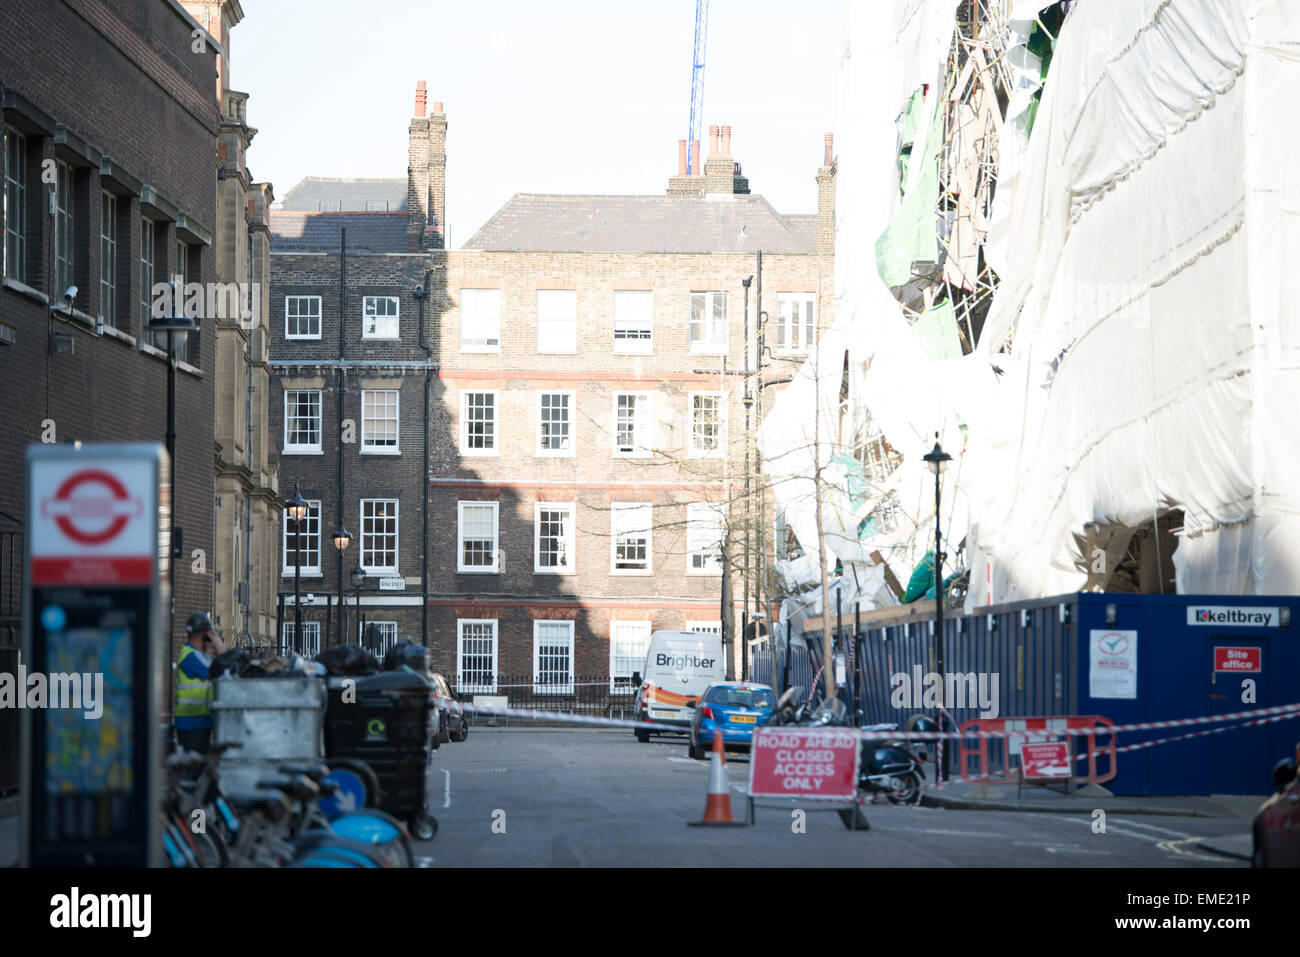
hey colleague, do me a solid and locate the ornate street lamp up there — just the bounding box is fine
[285,485,310,652]
[351,562,367,647]
[331,524,352,646]
[922,435,952,779]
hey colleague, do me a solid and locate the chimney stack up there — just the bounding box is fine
[704,122,736,195]
[708,124,720,156]
[408,83,447,251]
[720,125,731,155]
[678,139,688,176]
[824,133,834,167]
[816,132,836,257]
[691,139,700,174]
[414,80,427,118]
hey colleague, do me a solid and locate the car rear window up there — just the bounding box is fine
[709,687,775,708]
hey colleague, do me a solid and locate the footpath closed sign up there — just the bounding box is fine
[1020,741,1071,779]
[749,727,859,800]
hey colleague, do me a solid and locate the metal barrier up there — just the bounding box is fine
[451,674,630,722]
[959,714,1117,791]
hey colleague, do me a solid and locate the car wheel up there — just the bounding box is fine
[451,722,468,743]
[635,728,650,744]
[688,741,698,760]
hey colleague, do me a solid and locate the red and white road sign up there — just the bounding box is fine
[748,727,860,800]
[1214,647,1261,673]
[1020,741,1071,778]
[29,452,157,586]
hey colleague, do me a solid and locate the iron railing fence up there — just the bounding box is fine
[449,674,637,722]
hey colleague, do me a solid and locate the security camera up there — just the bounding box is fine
[62,286,77,311]
[413,284,426,299]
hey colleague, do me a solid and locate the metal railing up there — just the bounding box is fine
[449,674,637,722]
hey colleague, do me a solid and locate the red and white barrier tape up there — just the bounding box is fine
[456,700,684,734]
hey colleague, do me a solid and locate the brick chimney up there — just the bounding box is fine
[704,123,735,195]
[816,132,836,257]
[407,83,447,251]
[667,136,705,196]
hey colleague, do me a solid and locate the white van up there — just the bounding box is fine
[632,630,725,742]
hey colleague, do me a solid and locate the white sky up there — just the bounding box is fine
[233,0,841,249]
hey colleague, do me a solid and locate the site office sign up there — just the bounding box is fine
[30,452,158,585]
[749,727,860,800]
[1214,647,1261,673]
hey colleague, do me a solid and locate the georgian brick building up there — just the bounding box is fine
[269,84,834,691]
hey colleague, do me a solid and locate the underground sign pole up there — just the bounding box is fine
[21,442,167,867]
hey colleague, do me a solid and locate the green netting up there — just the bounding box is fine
[896,87,926,188]
[875,92,943,290]
[830,452,870,512]
[912,299,962,361]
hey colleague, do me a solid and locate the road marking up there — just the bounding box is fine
[1099,818,1194,840]
[1156,837,1236,863]
[415,856,435,868]
[668,757,706,765]
[914,828,1006,838]
[1014,841,1108,855]
[442,768,451,808]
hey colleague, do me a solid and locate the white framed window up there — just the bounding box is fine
[365,200,388,212]
[613,392,653,457]
[536,289,577,353]
[318,200,341,212]
[359,621,398,659]
[533,621,574,694]
[54,160,75,296]
[687,503,726,574]
[286,295,322,339]
[688,392,726,457]
[536,391,574,455]
[360,499,399,574]
[3,126,27,282]
[361,389,400,454]
[460,288,500,351]
[611,502,652,574]
[685,620,722,636]
[460,390,498,455]
[140,217,156,331]
[612,290,652,353]
[776,292,816,353]
[689,291,727,353]
[284,390,323,453]
[457,501,499,573]
[363,295,400,339]
[281,620,321,658]
[99,191,117,330]
[457,619,498,693]
[610,621,652,693]
[534,502,575,574]
[282,500,322,575]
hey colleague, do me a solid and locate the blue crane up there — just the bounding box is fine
[687,0,709,175]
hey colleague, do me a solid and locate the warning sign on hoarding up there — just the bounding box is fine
[29,454,158,586]
[1020,741,1071,778]
[1214,647,1261,673]
[748,727,859,800]
[1089,629,1138,700]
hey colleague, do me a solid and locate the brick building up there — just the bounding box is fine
[0,0,222,657]
[268,85,834,689]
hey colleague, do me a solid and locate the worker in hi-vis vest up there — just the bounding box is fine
[174,612,226,753]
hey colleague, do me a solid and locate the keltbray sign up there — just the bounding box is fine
[1187,606,1280,627]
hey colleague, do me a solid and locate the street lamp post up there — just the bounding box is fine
[286,486,310,653]
[147,281,196,643]
[350,563,367,648]
[331,524,352,648]
[922,434,952,780]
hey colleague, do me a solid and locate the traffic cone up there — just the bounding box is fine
[688,729,747,827]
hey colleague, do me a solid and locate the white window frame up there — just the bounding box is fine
[460,390,499,456]
[610,502,653,575]
[359,620,398,658]
[459,288,500,352]
[776,292,817,354]
[609,620,652,694]
[534,502,575,575]
[360,498,399,575]
[457,619,499,693]
[282,620,321,657]
[686,502,726,575]
[54,160,75,297]
[688,391,726,458]
[283,389,323,454]
[140,216,156,332]
[285,295,322,340]
[536,289,577,354]
[99,191,117,330]
[362,294,400,339]
[3,126,27,283]
[361,389,401,455]
[689,290,728,354]
[612,290,653,354]
[536,390,575,456]
[532,620,575,694]
[612,392,653,458]
[457,501,500,574]
[282,500,322,576]
[685,620,722,636]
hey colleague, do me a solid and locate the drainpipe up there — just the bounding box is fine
[336,228,347,647]
[415,269,432,649]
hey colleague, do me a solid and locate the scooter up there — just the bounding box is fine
[770,687,925,805]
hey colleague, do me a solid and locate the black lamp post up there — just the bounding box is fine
[286,485,310,652]
[147,280,196,640]
[350,562,367,647]
[331,524,352,647]
[922,434,952,779]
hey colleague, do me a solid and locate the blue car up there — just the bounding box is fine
[688,682,778,759]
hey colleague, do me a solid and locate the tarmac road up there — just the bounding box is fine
[411,729,1252,868]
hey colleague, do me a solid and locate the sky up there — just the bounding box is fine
[233,0,842,249]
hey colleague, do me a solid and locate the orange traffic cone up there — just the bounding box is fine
[688,729,747,827]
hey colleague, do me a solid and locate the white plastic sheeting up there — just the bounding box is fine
[964,0,1300,605]
[759,0,967,610]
